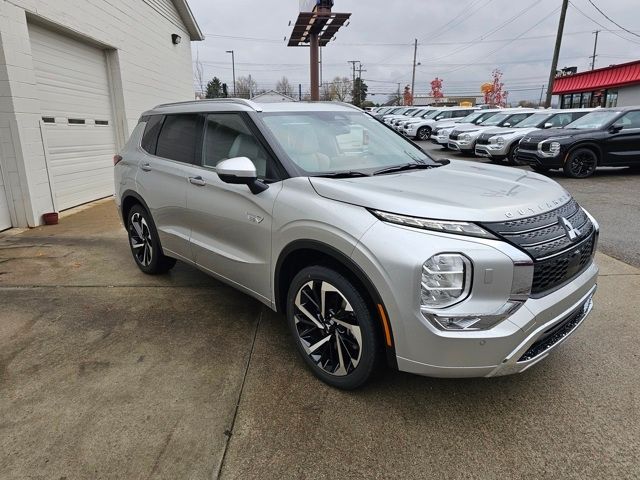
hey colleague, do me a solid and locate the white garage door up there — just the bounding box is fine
[29,23,117,211]
[0,163,11,231]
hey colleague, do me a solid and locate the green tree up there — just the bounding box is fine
[205,77,223,99]
[222,83,228,98]
[352,78,368,107]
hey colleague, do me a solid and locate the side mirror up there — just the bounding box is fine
[217,157,268,194]
[543,122,554,129]
[503,122,511,127]
[609,123,624,134]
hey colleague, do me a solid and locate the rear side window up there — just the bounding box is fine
[156,114,201,163]
[141,115,164,154]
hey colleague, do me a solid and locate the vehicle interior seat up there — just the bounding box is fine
[288,129,330,172]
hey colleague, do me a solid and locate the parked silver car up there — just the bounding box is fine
[114,100,599,389]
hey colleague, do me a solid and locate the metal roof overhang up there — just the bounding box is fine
[552,60,640,95]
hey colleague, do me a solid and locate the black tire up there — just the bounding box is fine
[506,144,521,165]
[416,126,431,141]
[563,148,598,178]
[126,204,176,274]
[286,265,382,389]
[531,165,551,174]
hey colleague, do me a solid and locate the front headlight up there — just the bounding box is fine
[371,210,496,239]
[538,140,562,157]
[460,134,471,142]
[421,254,472,309]
[496,136,505,147]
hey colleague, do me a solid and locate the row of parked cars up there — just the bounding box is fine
[369,105,640,178]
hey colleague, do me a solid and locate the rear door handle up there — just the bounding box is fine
[188,176,206,186]
[140,163,152,172]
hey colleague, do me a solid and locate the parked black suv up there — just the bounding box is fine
[515,107,640,178]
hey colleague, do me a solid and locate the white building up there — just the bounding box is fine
[0,0,203,230]
[251,90,298,103]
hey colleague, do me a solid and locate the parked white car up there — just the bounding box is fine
[403,107,478,140]
[383,107,420,125]
[393,108,436,131]
[448,109,537,154]
[431,109,504,148]
[475,109,594,164]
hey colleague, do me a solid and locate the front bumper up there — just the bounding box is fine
[475,143,508,159]
[352,221,599,378]
[515,147,564,168]
[448,139,475,152]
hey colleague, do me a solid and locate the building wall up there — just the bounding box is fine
[0,0,196,227]
[618,84,640,106]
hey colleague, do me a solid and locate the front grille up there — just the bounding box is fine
[449,132,460,140]
[476,137,490,146]
[481,199,596,295]
[515,150,539,165]
[518,296,592,362]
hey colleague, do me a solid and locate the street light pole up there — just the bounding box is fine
[226,50,236,97]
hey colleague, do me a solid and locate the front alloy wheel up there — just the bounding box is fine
[564,148,598,178]
[416,126,431,141]
[287,266,381,389]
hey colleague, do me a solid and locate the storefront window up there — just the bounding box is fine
[581,92,592,108]
[605,90,618,107]
[571,93,582,108]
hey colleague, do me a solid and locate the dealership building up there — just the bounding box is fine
[0,0,203,231]
[553,60,640,109]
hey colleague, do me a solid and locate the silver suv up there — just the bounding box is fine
[114,99,599,389]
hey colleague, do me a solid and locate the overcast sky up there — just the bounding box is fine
[187,0,639,103]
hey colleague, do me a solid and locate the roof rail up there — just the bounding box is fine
[154,98,264,112]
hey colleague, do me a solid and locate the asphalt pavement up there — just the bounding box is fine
[1,192,639,479]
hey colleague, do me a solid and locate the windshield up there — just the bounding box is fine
[566,110,621,129]
[459,111,483,123]
[422,110,441,119]
[513,113,551,128]
[473,111,499,124]
[260,111,439,175]
[480,113,511,126]
[410,109,426,117]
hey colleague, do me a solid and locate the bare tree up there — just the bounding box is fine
[330,76,350,102]
[320,82,334,101]
[275,76,294,97]
[235,76,258,99]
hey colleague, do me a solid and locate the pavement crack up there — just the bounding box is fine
[214,308,263,480]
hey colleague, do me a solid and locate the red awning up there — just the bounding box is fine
[552,60,640,94]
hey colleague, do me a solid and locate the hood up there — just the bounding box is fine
[452,124,492,133]
[309,160,570,222]
[525,127,599,142]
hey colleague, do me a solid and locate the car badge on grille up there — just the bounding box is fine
[523,137,531,142]
[559,216,581,241]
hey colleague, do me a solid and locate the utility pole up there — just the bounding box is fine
[590,30,600,70]
[356,63,367,107]
[348,60,359,104]
[319,46,323,87]
[248,74,252,99]
[397,83,401,105]
[299,83,302,101]
[539,84,545,106]
[226,50,236,97]
[545,0,569,107]
[410,38,418,106]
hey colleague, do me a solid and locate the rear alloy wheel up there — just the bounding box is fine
[564,148,598,178]
[416,126,431,141]
[127,205,176,274]
[287,266,381,389]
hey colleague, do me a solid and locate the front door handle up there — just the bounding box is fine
[188,176,206,186]
[140,163,152,172]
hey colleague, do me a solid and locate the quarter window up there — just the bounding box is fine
[141,115,164,154]
[156,114,201,163]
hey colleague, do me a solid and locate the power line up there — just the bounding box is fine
[586,0,640,38]
[569,2,640,45]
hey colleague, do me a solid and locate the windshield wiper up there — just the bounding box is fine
[315,171,370,178]
[373,162,434,176]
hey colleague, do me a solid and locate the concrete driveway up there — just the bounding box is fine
[1,200,639,479]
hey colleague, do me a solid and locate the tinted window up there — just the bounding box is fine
[141,115,164,154]
[503,113,531,126]
[156,114,201,163]
[547,112,578,128]
[617,111,640,129]
[203,113,273,179]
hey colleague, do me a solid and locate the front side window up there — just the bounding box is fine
[501,113,531,126]
[202,113,274,179]
[259,111,438,174]
[566,110,621,129]
[617,111,640,129]
[480,113,510,126]
[155,114,201,163]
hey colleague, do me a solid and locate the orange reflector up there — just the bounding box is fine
[377,304,393,347]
